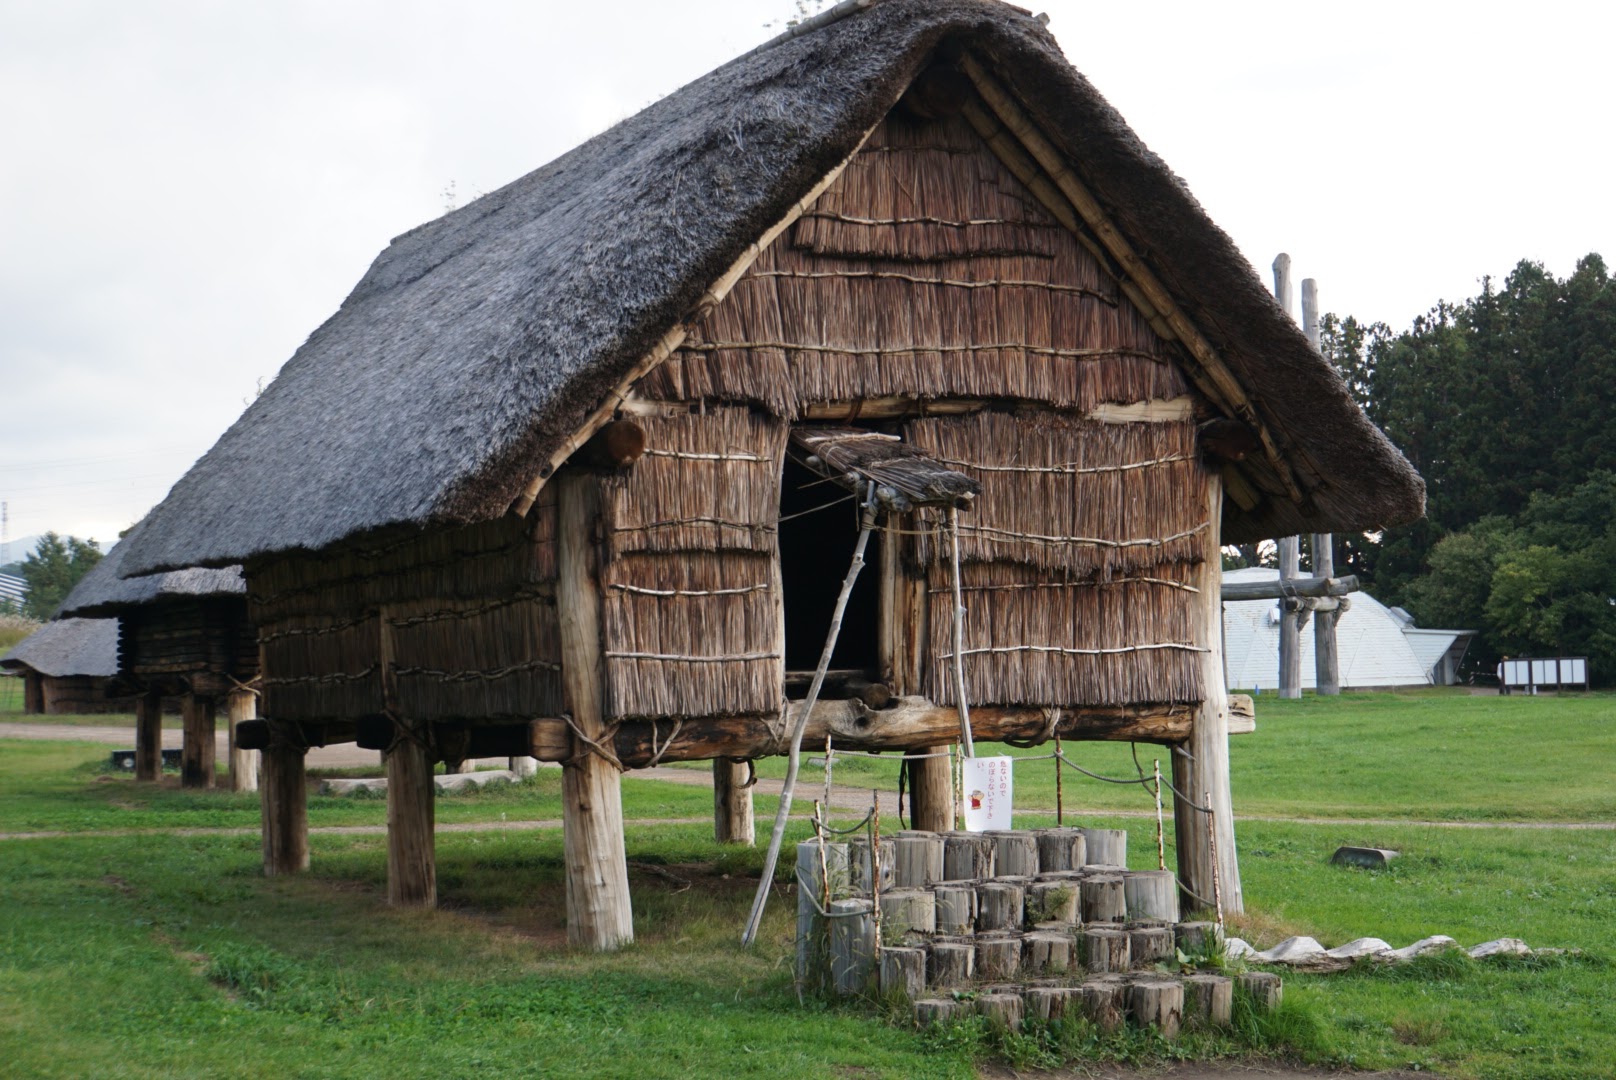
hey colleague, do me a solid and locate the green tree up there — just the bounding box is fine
[19,533,104,620]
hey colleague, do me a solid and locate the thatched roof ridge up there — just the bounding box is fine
[0,618,121,679]
[57,516,243,618]
[121,0,1421,574]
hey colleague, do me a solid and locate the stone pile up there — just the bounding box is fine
[796,826,1280,1035]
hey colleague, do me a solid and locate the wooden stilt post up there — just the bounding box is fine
[879,521,952,833]
[557,469,633,950]
[180,693,216,789]
[1272,255,1302,701]
[381,606,435,908]
[713,759,756,845]
[260,720,309,875]
[226,688,260,793]
[134,689,163,782]
[1277,537,1302,699]
[1172,472,1243,913]
[1301,276,1341,696]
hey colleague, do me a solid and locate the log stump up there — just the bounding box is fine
[1082,827,1128,868]
[796,839,849,990]
[990,830,1039,877]
[828,898,877,997]
[849,838,896,893]
[914,998,962,1028]
[1023,985,1077,1022]
[1026,880,1080,925]
[1123,869,1179,923]
[1238,971,1284,1011]
[1183,973,1233,1028]
[892,833,945,888]
[1127,979,1183,1038]
[933,883,976,934]
[879,946,927,1001]
[927,941,975,988]
[1079,980,1124,1032]
[879,888,937,937]
[1084,926,1130,973]
[1035,827,1086,872]
[1022,930,1076,976]
[976,992,1024,1032]
[976,881,1025,932]
[975,934,1022,982]
[1129,924,1176,969]
[943,832,994,880]
[1080,873,1126,923]
[1175,920,1220,960]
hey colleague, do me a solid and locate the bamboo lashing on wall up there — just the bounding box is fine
[636,110,1186,418]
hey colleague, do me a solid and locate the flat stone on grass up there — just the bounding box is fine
[1330,845,1399,869]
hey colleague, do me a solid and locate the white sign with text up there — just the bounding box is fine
[961,755,1014,832]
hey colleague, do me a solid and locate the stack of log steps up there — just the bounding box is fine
[795,827,1280,1036]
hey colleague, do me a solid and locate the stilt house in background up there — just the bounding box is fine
[1,617,131,715]
[57,520,257,789]
[117,0,1423,948]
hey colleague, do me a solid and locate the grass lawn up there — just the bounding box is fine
[3,691,1615,1077]
[724,688,1616,823]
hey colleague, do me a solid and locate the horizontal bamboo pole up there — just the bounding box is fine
[1220,574,1357,601]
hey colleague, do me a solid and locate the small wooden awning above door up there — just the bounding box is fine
[791,428,979,513]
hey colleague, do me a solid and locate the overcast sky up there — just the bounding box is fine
[2,0,1610,551]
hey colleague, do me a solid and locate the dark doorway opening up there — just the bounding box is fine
[777,451,880,687]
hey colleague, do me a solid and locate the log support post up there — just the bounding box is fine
[226,687,260,793]
[713,759,756,845]
[1276,536,1301,699]
[180,693,216,789]
[557,469,634,949]
[134,689,163,782]
[880,523,953,832]
[1173,472,1243,914]
[23,672,44,715]
[260,720,309,875]
[1311,533,1340,695]
[380,606,435,908]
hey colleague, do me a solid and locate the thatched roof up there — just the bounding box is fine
[121,0,1422,575]
[58,515,243,618]
[0,618,120,679]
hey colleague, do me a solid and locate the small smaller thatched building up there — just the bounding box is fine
[1,617,130,715]
[57,519,255,787]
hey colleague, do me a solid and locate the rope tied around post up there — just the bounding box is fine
[561,712,625,772]
[381,709,435,760]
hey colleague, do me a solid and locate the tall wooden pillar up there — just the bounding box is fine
[557,470,633,949]
[180,694,216,789]
[226,688,260,793]
[1311,533,1341,695]
[261,721,309,875]
[134,689,163,782]
[380,606,436,908]
[23,671,44,715]
[879,524,953,832]
[713,760,756,845]
[1276,536,1302,699]
[1173,472,1243,914]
